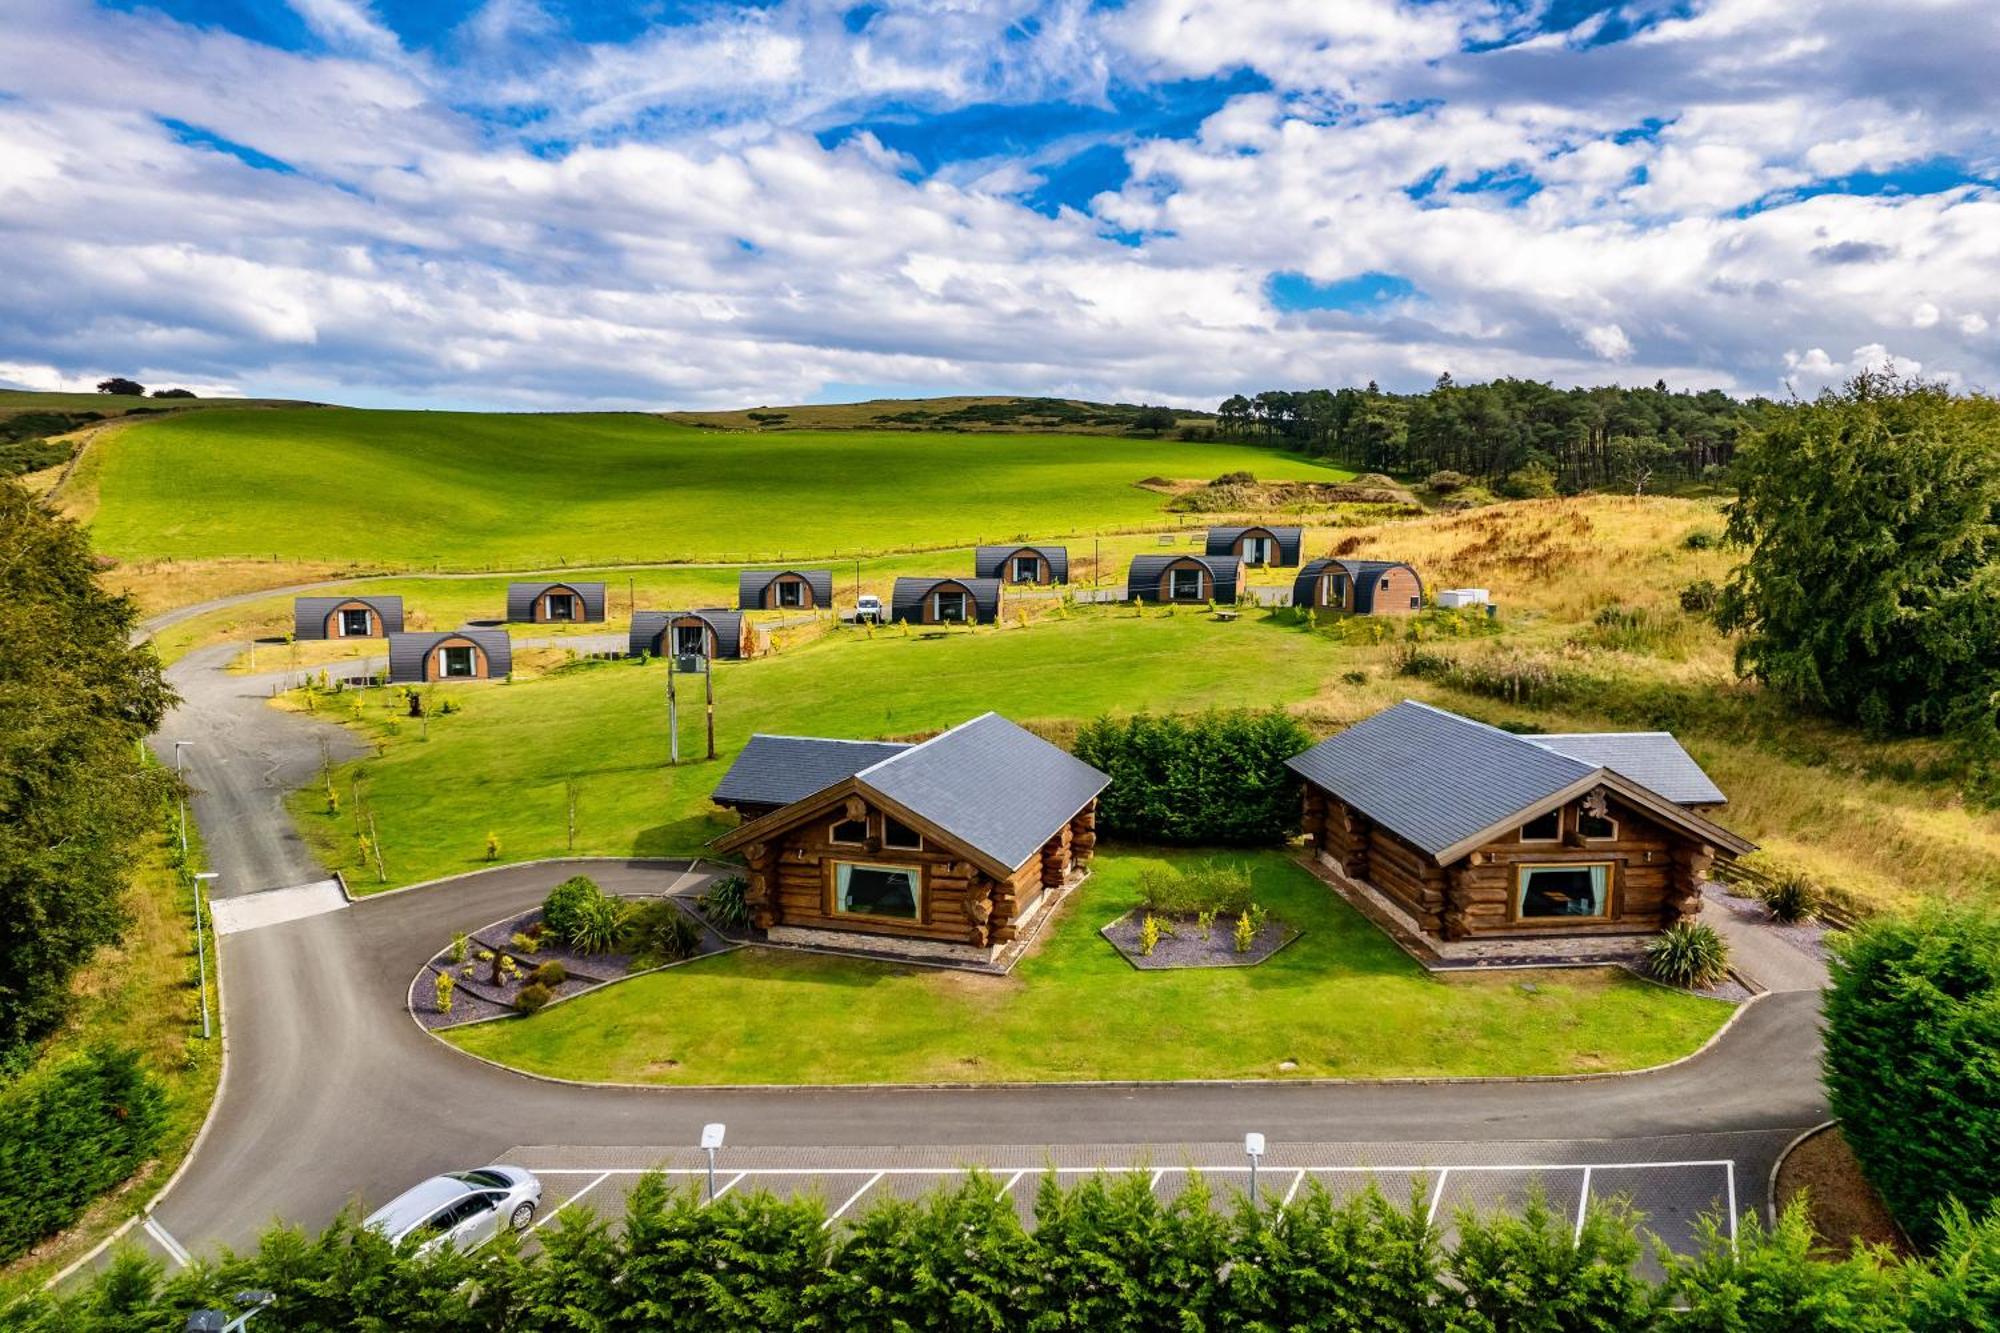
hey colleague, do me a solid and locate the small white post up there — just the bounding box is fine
[701,1122,726,1202]
[191,872,218,1040]
[1245,1132,1265,1207]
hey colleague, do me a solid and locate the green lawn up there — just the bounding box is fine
[449,850,1731,1083]
[296,610,1342,891]
[90,408,1348,568]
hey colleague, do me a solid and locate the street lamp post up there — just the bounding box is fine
[701,1122,726,1202]
[192,872,218,1040]
[1244,1132,1265,1207]
[172,740,193,860]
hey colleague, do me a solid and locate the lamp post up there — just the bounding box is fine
[701,1122,726,1201]
[1244,1132,1265,1207]
[192,872,217,1039]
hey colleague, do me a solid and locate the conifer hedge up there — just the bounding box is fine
[0,1044,167,1263]
[1074,710,1311,846]
[8,1169,1998,1330]
[1823,904,2000,1249]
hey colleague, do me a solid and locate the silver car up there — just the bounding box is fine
[363,1166,541,1255]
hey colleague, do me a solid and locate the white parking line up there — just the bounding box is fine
[1280,1169,1306,1209]
[710,1172,747,1204]
[826,1172,884,1227]
[1574,1166,1593,1245]
[143,1215,192,1268]
[533,1171,611,1233]
[1425,1168,1451,1226]
[529,1158,1734,1180]
[1725,1162,1739,1247]
[998,1169,1026,1201]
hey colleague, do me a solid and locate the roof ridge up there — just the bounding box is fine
[1531,731,1675,739]
[856,711,999,778]
[1395,699,1601,776]
[743,732,913,747]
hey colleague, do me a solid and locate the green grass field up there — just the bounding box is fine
[295,610,1339,890]
[89,408,1347,568]
[449,849,1730,1083]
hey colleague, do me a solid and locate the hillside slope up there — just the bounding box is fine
[660,395,1208,434]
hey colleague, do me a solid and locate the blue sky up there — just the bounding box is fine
[2,0,1997,409]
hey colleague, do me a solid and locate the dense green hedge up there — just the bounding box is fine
[0,1044,167,1263]
[11,1170,1998,1330]
[1823,904,2000,1249]
[1074,710,1310,846]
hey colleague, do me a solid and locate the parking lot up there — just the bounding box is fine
[505,1138,1748,1280]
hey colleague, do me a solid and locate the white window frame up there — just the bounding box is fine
[1169,566,1204,600]
[832,861,923,922]
[1326,573,1347,606]
[545,592,577,621]
[438,644,476,678]
[881,817,923,851]
[1577,810,1619,842]
[1514,862,1614,922]
[934,589,969,622]
[1012,554,1040,582]
[829,817,869,846]
[777,579,804,608]
[1244,534,1272,565]
[1518,809,1562,842]
[339,608,370,637]
[675,623,709,657]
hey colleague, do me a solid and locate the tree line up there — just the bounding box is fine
[1214,377,1766,492]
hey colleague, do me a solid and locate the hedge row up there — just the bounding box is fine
[0,1044,167,1263]
[1074,710,1311,846]
[1823,903,2000,1249]
[11,1169,1998,1331]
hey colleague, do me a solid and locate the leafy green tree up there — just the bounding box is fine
[1447,1188,1656,1331]
[1658,1201,1903,1332]
[1131,406,1177,437]
[0,481,174,1055]
[1218,1181,1448,1330]
[1822,904,2000,1248]
[94,377,144,396]
[1717,373,2000,793]
[813,1172,1038,1330]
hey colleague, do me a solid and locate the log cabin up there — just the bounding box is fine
[630,609,753,660]
[1206,525,1302,567]
[711,714,1109,963]
[386,629,512,683]
[1293,559,1425,614]
[293,595,404,640]
[890,576,1002,625]
[739,569,834,610]
[505,581,606,624]
[1125,553,1243,604]
[1286,701,1754,942]
[974,544,1069,586]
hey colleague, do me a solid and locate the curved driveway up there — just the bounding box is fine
[139,621,1831,1258]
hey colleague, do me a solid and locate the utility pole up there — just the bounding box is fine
[705,658,717,761]
[666,651,680,765]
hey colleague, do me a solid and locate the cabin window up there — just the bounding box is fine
[1516,863,1612,919]
[546,592,577,621]
[1519,810,1561,841]
[439,645,476,678]
[882,817,922,850]
[835,862,920,920]
[830,818,868,845]
[340,608,370,637]
[934,590,968,622]
[1409,596,1421,610]
[1170,566,1204,600]
[1578,811,1618,840]
[777,580,803,608]
[1243,534,1273,565]
[1012,555,1040,582]
[675,624,708,657]
[1326,573,1347,606]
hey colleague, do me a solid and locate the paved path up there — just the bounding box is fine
[106,626,1833,1274]
[1700,890,1831,993]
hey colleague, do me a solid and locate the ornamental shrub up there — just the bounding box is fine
[1643,921,1731,989]
[568,894,631,955]
[1074,709,1310,845]
[1134,862,1253,916]
[514,982,552,1013]
[542,874,603,941]
[0,1044,167,1263]
[1499,461,1557,499]
[1823,904,2000,1248]
[1760,871,1821,924]
[698,875,752,931]
[530,960,566,988]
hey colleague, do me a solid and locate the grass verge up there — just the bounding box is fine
[447,848,1730,1083]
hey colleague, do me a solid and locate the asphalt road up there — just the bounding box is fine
[124,622,1832,1267]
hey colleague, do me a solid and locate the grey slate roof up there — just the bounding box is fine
[292,595,404,639]
[1526,733,1727,806]
[712,735,913,809]
[386,629,512,683]
[629,608,746,659]
[890,577,1002,624]
[1286,700,1741,861]
[505,581,606,622]
[1205,525,1303,564]
[738,569,834,608]
[973,544,1070,582]
[1125,554,1242,603]
[857,714,1109,872]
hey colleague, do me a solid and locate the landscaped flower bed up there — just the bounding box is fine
[1100,861,1299,970]
[415,874,726,1029]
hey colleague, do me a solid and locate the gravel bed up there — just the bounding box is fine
[1702,882,1834,966]
[1102,911,1299,970]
